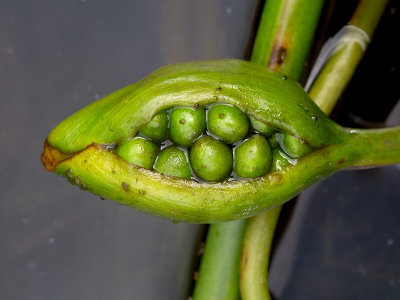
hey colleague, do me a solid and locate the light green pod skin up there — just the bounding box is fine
[190,135,233,182]
[139,110,169,143]
[42,59,400,223]
[234,135,272,178]
[154,146,191,179]
[208,104,249,144]
[116,137,159,170]
[249,115,275,137]
[270,148,291,172]
[277,132,312,158]
[170,107,206,147]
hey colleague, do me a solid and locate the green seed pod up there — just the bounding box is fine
[249,115,275,137]
[190,135,233,182]
[139,110,169,143]
[41,59,400,223]
[234,134,272,178]
[154,146,191,179]
[207,104,249,144]
[116,137,159,169]
[268,133,279,149]
[277,133,312,158]
[270,148,291,172]
[170,107,206,147]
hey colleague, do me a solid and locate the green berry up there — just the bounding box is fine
[234,134,272,178]
[170,107,206,147]
[189,135,233,182]
[268,133,279,149]
[270,148,290,171]
[249,115,275,137]
[116,137,159,169]
[139,110,169,143]
[277,133,312,158]
[154,146,192,179]
[207,104,249,144]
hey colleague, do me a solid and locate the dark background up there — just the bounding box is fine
[0,1,398,299]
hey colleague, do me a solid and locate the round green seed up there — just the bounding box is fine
[234,134,272,178]
[268,133,279,149]
[277,133,312,158]
[116,137,159,169]
[154,146,192,179]
[249,115,275,137]
[207,104,249,144]
[189,135,233,182]
[270,148,290,171]
[139,110,169,143]
[170,107,206,147]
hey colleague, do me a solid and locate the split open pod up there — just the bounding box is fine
[41,60,400,223]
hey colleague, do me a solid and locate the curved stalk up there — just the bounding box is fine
[309,0,389,114]
[192,221,247,300]
[240,206,282,300]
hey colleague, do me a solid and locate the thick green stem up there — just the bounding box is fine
[343,127,400,169]
[192,221,247,300]
[309,0,389,114]
[349,0,388,37]
[240,206,282,300]
[251,0,324,81]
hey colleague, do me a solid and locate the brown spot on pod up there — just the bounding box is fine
[65,169,73,178]
[122,182,130,192]
[272,173,282,183]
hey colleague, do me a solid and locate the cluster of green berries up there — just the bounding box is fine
[116,104,312,182]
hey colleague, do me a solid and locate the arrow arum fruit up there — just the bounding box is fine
[189,135,233,182]
[154,146,191,180]
[234,134,272,178]
[249,115,275,138]
[268,133,279,149]
[41,59,400,223]
[270,148,291,172]
[277,132,312,158]
[170,107,206,147]
[116,137,159,170]
[207,104,249,144]
[139,110,169,143]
